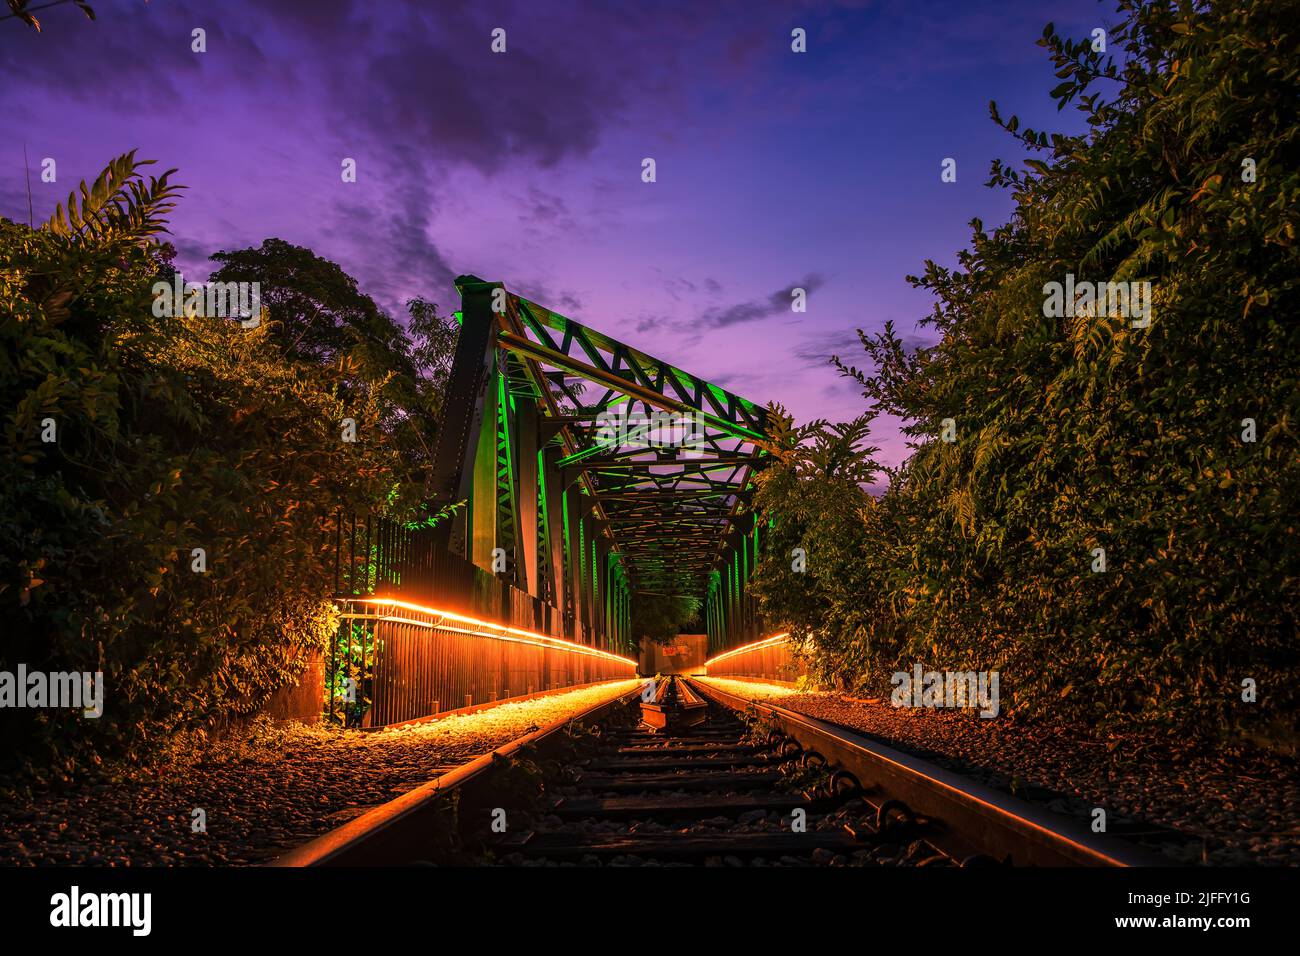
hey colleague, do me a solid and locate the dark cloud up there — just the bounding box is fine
[659,274,698,302]
[171,236,214,272]
[517,187,575,236]
[0,1,632,176]
[634,313,667,335]
[694,273,827,329]
[821,377,861,398]
[322,178,457,316]
[656,272,723,304]
[901,329,942,352]
[271,0,367,41]
[792,328,865,368]
[508,276,587,321]
[312,2,716,177]
[0,2,265,111]
[0,0,819,325]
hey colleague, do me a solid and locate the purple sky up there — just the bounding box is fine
[1,0,1101,471]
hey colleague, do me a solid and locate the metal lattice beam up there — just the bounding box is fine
[431,275,772,651]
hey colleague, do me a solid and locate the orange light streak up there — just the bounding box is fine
[703,632,791,667]
[342,596,638,667]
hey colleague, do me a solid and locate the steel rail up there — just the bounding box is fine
[269,683,644,867]
[686,678,1168,867]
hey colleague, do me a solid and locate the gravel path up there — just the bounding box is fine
[697,677,1300,866]
[0,680,640,867]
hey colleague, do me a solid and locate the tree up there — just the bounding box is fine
[0,154,442,779]
[751,0,1299,737]
[749,406,886,689]
[631,593,702,644]
[206,239,459,490]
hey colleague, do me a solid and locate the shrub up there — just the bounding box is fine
[0,154,440,781]
[751,0,1300,738]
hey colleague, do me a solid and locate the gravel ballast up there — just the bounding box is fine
[697,677,1300,866]
[0,679,640,867]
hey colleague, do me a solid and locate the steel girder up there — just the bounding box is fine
[428,275,770,652]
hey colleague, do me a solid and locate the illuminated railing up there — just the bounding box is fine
[331,511,627,649]
[331,597,637,728]
[323,511,636,727]
[703,632,806,684]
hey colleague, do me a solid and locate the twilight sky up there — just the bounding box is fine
[1,0,1102,472]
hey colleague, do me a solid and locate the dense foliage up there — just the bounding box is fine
[751,0,1299,739]
[0,154,455,781]
[631,593,703,645]
[207,240,456,489]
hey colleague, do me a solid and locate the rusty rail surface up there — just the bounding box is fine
[270,682,643,867]
[688,678,1168,867]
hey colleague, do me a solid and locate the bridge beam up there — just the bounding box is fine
[515,399,541,598]
[426,275,771,654]
[429,278,501,558]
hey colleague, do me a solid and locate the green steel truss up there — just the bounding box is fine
[428,276,770,653]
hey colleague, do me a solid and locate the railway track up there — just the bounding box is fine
[273,676,1168,867]
[492,677,947,867]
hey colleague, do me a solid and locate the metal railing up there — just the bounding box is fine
[702,632,805,684]
[333,512,564,636]
[326,513,636,727]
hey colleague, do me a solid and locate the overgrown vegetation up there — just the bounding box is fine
[631,593,702,644]
[1,153,457,781]
[750,0,1299,740]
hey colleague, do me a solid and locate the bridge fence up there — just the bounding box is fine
[327,512,636,727]
[702,633,806,686]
